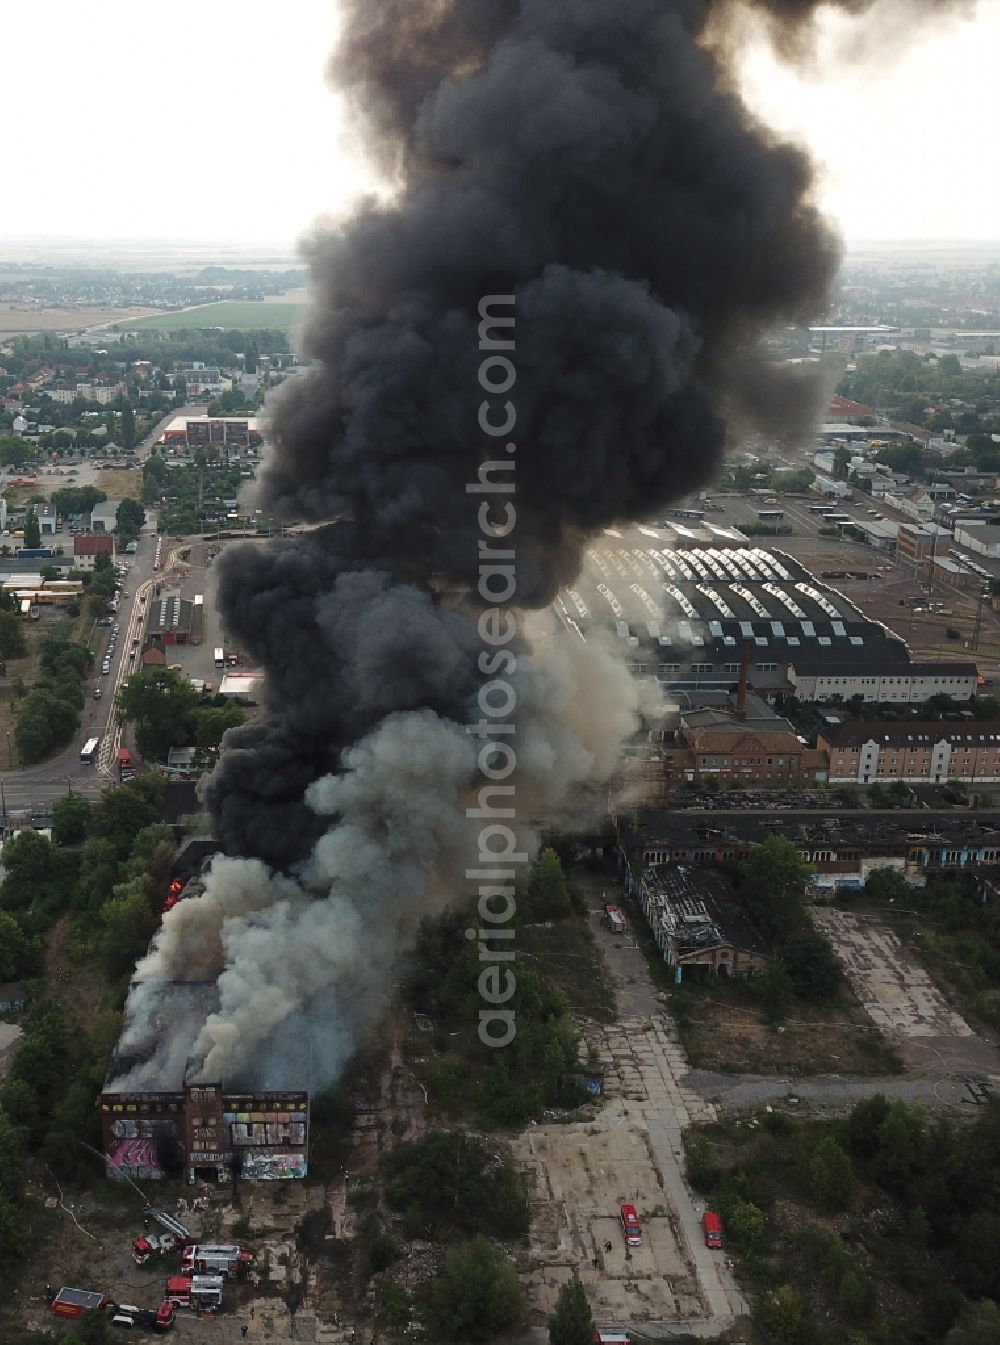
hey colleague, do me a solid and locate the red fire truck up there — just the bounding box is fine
[164,1275,224,1312]
[49,1287,110,1320]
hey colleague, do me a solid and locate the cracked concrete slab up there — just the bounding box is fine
[812,908,1000,1074]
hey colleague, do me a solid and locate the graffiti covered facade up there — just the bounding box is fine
[100,1083,308,1183]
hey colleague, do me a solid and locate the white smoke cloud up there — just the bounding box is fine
[112,628,643,1093]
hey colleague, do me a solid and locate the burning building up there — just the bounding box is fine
[102,983,309,1184]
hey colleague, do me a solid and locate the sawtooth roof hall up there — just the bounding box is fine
[554,527,975,701]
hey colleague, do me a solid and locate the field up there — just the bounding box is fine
[0,304,159,334]
[122,300,306,332]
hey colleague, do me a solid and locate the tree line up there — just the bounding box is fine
[687,1094,1000,1344]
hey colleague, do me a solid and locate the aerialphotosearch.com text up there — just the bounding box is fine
[465,293,522,1049]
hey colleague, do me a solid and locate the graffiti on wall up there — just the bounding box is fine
[107,1138,163,1180]
[223,1111,307,1148]
[241,1151,308,1181]
[105,1116,179,1180]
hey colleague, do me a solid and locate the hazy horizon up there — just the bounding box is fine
[3,0,999,249]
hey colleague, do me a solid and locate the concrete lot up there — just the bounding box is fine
[812,907,1000,1074]
[510,883,747,1336]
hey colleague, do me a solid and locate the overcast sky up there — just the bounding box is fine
[3,0,998,249]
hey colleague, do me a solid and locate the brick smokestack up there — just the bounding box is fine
[736,639,751,720]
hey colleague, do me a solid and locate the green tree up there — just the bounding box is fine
[379,1282,410,1329]
[22,510,40,550]
[739,835,810,939]
[530,847,572,920]
[548,1278,594,1345]
[685,1135,722,1194]
[0,911,36,981]
[0,1079,41,1135]
[143,454,168,486]
[843,1094,892,1159]
[116,668,200,760]
[759,952,794,1024]
[115,497,145,540]
[875,1102,927,1190]
[0,1108,27,1201]
[755,1286,810,1344]
[51,486,107,518]
[14,688,78,763]
[75,837,121,913]
[864,868,911,905]
[120,399,136,450]
[92,776,166,858]
[946,1299,1000,1345]
[0,613,26,660]
[194,703,244,751]
[0,1191,30,1265]
[0,436,37,468]
[0,829,57,911]
[808,1136,855,1212]
[52,792,92,846]
[5,1000,69,1136]
[423,1236,524,1342]
[780,926,842,1000]
[100,881,157,979]
[832,446,852,479]
[719,1195,765,1251]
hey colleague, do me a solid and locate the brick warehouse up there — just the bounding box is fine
[100,1082,309,1183]
[101,981,309,1183]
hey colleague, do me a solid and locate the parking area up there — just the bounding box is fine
[812,908,1000,1073]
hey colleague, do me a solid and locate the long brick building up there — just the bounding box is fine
[819,721,1000,785]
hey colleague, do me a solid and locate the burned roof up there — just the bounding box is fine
[640,862,768,959]
[625,807,1000,854]
[171,838,221,880]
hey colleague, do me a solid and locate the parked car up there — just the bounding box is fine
[702,1210,723,1248]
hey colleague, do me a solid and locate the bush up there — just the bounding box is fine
[780,927,843,1000]
[385,1132,528,1241]
[685,1135,722,1195]
[755,1286,814,1344]
[808,1136,855,1212]
[422,1236,523,1342]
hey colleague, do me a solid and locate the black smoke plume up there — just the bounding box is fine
[115,0,973,1090]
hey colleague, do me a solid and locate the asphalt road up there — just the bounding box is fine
[0,405,212,813]
[0,525,166,811]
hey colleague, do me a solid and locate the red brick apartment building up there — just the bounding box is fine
[683,725,828,785]
[819,721,1000,785]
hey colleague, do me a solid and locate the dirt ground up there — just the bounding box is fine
[672,978,903,1079]
[813,907,1000,1074]
[88,467,143,502]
